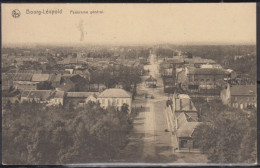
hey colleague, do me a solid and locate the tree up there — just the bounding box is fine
[193,110,255,163]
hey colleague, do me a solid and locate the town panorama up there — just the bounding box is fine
[2,2,257,166]
[2,44,256,165]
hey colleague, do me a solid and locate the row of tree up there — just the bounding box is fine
[3,101,133,164]
[91,65,142,93]
[192,98,257,163]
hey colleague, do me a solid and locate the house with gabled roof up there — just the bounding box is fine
[97,88,132,113]
[172,93,198,121]
[221,84,256,110]
[175,112,201,150]
[168,93,201,151]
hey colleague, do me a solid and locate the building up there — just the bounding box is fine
[165,93,201,151]
[221,84,256,110]
[31,74,50,82]
[66,92,99,106]
[97,88,132,113]
[160,62,174,77]
[176,112,201,151]
[145,76,157,88]
[21,90,64,106]
[48,74,62,88]
[172,93,198,121]
[13,73,37,90]
[180,66,229,95]
[49,91,65,106]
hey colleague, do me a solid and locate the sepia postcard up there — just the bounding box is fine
[1,3,257,166]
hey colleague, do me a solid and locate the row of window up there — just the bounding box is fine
[234,97,255,101]
[100,98,130,105]
[232,103,256,109]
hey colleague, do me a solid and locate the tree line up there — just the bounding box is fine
[192,98,257,163]
[3,101,133,164]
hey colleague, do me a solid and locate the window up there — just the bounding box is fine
[194,79,198,82]
[180,140,188,148]
[188,76,192,82]
[102,99,105,104]
[206,79,210,82]
[200,79,204,82]
[126,99,130,105]
[112,99,116,105]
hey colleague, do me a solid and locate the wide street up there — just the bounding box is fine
[115,53,208,163]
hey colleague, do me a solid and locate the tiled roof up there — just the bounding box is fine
[48,74,62,82]
[31,74,50,82]
[14,73,33,81]
[98,88,132,98]
[230,85,256,96]
[177,122,200,138]
[176,112,200,138]
[188,68,228,75]
[67,92,99,98]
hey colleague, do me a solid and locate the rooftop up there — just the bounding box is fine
[188,67,228,75]
[32,74,50,82]
[230,85,256,96]
[14,73,33,81]
[176,112,201,138]
[98,88,132,98]
[67,92,99,98]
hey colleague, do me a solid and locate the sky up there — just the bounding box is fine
[2,3,256,45]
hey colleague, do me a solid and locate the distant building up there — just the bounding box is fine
[145,76,157,88]
[49,91,65,106]
[172,93,198,121]
[180,66,229,96]
[97,88,132,113]
[21,90,64,106]
[161,64,173,77]
[13,73,62,91]
[66,92,99,106]
[221,84,256,110]
[13,73,37,90]
[31,74,50,82]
